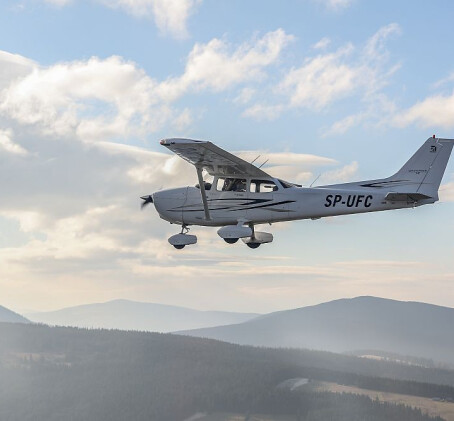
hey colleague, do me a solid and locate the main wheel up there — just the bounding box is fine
[246,242,261,249]
[224,238,239,244]
[173,244,185,249]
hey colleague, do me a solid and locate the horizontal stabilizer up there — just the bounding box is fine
[385,192,433,202]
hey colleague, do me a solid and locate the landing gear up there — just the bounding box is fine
[168,225,197,250]
[224,238,239,244]
[242,224,273,249]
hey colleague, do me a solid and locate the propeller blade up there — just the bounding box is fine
[140,195,153,209]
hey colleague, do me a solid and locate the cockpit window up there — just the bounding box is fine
[250,180,278,193]
[216,177,247,192]
[195,182,212,190]
[195,175,213,190]
[278,179,295,188]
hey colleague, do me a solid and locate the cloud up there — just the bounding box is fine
[157,29,294,100]
[393,91,454,129]
[43,0,200,38]
[98,0,201,39]
[233,87,256,105]
[439,180,454,202]
[44,0,72,5]
[235,150,337,183]
[244,24,401,126]
[0,55,167,140]
[279,44,358,110]
[318,161,359,184]
[242,103,285,121]
[0,31,292,141]
[0,129,28,155]
[314,0,354,11]
[0,50,36,90]
[312,37,331,50]
[432,72,454,89]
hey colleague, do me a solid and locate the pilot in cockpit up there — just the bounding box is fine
[227,178,246,192]
[233,179,246,192]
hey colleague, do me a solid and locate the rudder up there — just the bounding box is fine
[388,137,454,198]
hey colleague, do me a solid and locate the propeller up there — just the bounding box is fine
[140,195,154,209]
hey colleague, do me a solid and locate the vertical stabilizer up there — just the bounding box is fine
[388,137,454,197]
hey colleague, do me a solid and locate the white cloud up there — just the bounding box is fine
[0,129,28,155]
[244,24,401,123]
[312,37,331,50]
[244,23,402,138]
[323,114,365,136]
[0,31,292,141]
[98,0,200,39]
[0,50,36,90]
[323,92,398,137]
[43,0,200,38]
[242,103,285,120]
[237,150,336,167]
[433,72,454,89]
[279,44,358,110]
[393,91,454,129]
[439,180,454,202]
[0,55,167,140]
[233,87,256,105]
[158,29,294,100]
[44,0,72,5]
[314,0,354,11]
[318,161,359,184]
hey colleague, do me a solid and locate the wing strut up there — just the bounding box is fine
[196,166,211,220]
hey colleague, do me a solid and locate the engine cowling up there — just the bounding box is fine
[217,225,253,240]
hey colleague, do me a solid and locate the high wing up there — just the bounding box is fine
[160,138,271,178]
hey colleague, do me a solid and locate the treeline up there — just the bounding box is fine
[0,323,452,420]
[0,364,445,421]
[346,349,452,370]
[2,323,454,388]
[249,390,445,421]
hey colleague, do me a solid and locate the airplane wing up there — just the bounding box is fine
[160,138,271,178]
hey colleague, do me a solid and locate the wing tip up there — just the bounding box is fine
[160,138,208,146]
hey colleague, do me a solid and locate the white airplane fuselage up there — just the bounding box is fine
[152,178,432,227]
[144,136,453,249]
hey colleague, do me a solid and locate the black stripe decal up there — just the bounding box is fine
[171,200,296,213]
[360,180,410,188]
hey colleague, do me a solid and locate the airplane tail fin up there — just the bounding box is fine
[386,136,454,199]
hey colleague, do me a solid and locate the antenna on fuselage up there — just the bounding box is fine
[310,174,321,187]
[258,158,269,169]
[250,155,261,165]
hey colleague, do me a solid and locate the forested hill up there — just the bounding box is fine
[178,296,454,365]
[25,299,259,332]
[0,305,29,324]
[1,322,453,421]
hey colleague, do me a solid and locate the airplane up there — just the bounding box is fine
[141,136,453,249]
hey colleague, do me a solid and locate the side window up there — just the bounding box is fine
[217,178,247,192]
[250,180,278,193]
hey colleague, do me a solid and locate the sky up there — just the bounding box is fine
[0,0,454,314]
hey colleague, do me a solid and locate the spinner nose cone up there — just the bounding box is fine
[140,194,154,209]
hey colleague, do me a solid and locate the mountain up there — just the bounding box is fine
[178,296,454,365]
[25,299,259,332]
[0,305,29,323]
